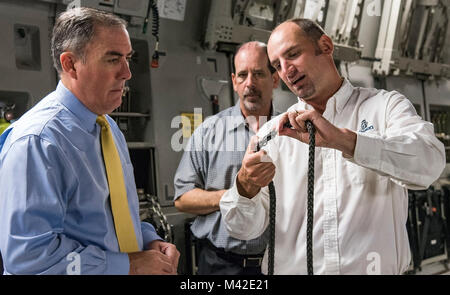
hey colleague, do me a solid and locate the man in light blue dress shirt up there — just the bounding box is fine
[0,7,179,275]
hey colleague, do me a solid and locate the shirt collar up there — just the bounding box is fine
[333,78,354,114]
[227,101,279,132]
[54,81,99,133]
[225,102,246,132]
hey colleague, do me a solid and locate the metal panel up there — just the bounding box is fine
[114,0,149,18]
[373,0,449,79]
[0,0,57,107]
[373,0,402,76]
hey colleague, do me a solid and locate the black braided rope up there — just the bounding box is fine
[264,120,315,275]
[268,182,276,275]
[255,141,276,275]
[306,120,315,275]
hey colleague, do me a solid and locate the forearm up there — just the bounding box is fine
[174,188,226,215]
[2,233,129,274]
[334,128,357,158]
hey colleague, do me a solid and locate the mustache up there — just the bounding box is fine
[243,89,261,97]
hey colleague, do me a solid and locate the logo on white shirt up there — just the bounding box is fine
[359,120,374,133]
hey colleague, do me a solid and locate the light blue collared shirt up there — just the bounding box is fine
[0,81,160,274]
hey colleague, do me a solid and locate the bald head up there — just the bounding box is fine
[234,41,275,74]
[272,19,325,56]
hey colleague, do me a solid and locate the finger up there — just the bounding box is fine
[147,239,168,252]
[258,163,276,178]
[277,112,290,133]
[148,250,174,274]
[250,159,275,172]
[295,110,321,131]
[245,150,267,166]
[259,149,273,163]
[245,162,275,183]
[248,163,275,185]
[160,265,174,275]
[247,135,259,153]
[279,126,299,139]
[161,243,172,256]
[172,251,180,274]
[288,111,304,132]
[251,167,275,187]
[294,111,309,132]
[158,254,175,274]
[163,245,180,265]
[278,125,310,144]
[262,168,276,186]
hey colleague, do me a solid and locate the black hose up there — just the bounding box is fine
[150,0,159,42]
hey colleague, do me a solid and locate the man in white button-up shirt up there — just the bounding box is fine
[219,18,446,274]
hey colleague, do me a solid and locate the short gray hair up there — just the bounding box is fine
[51,7,127,73]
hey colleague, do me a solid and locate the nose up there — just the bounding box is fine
[244,73,256,88]
[279,60,296,82]
[119,58,132,81]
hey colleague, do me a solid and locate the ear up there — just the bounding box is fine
[60,52,78,79]
[272,72,280,89]
[231,73,238,92]
[317,34,334,55]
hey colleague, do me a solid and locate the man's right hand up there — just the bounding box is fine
[236,136,276,198]
[128,249,176,275]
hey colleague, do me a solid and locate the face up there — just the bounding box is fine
[232,46,279,115]
[267,22,330,101]
[73,25,133,115]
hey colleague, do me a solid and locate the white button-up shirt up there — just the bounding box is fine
[220,79,446,275]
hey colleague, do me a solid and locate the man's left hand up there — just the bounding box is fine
[277,109,357,157]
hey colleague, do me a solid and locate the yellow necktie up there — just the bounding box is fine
[97,115,139,253]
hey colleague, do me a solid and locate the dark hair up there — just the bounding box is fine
[286,18,325,55]
[51,7,127,73]
[233,41,276,74]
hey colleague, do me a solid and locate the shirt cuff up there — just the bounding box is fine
[227,177,263,207]
[219,175,268,240]
[104,251,130,275]
[220,175,265,220]
[141,222,163,249]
